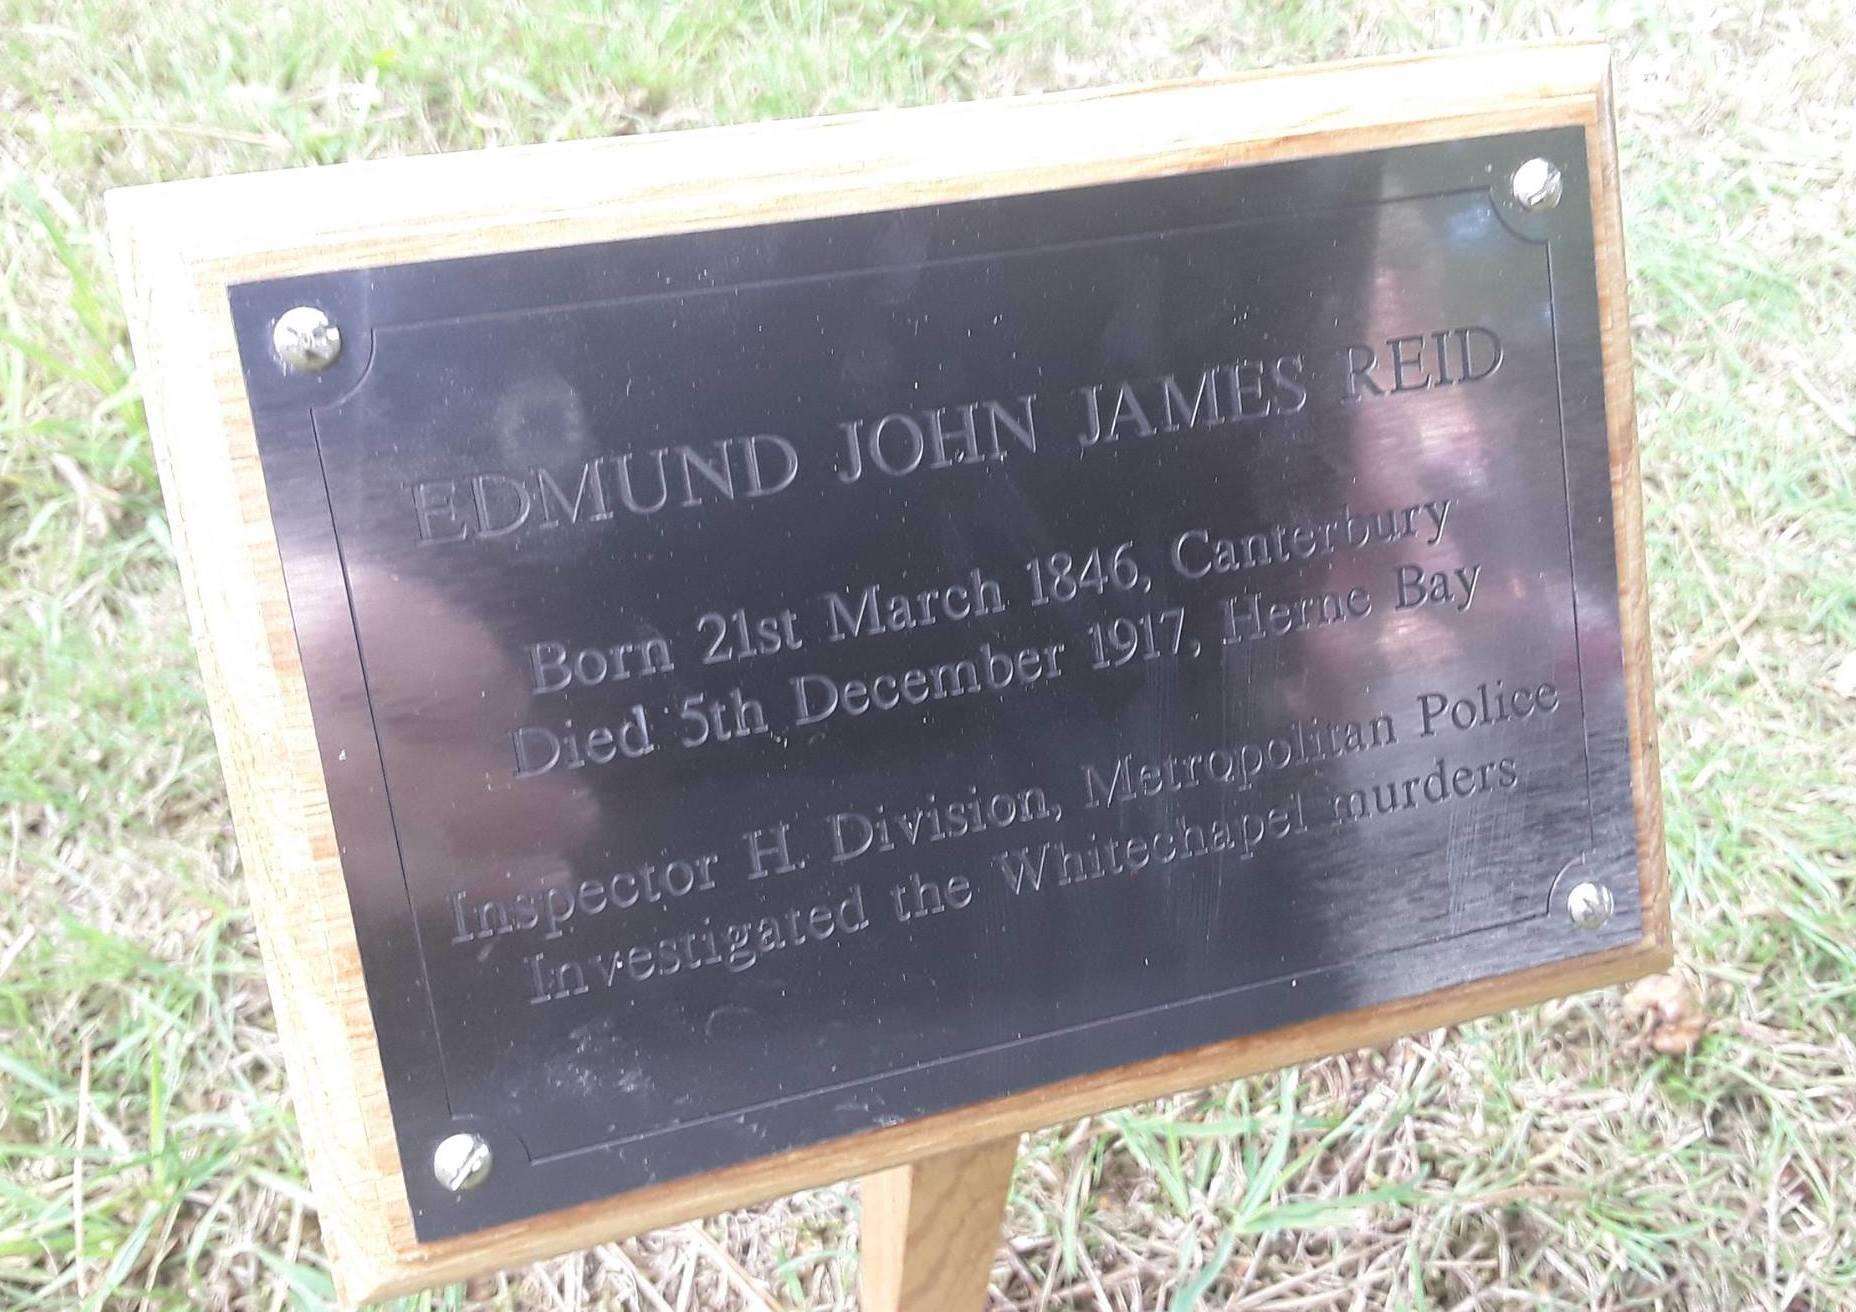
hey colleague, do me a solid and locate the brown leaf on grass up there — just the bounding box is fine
[1622,974,1709,1056]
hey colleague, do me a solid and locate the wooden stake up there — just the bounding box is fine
[859,1137,1019,1312]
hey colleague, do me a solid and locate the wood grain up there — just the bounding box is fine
[859,1138,1020,1312]
[107,41,1667,1305]
[1586,58,1671,957]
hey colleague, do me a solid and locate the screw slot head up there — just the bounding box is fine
[272,305,342,374]
[1510,158,1564,213]
[1567,880,1614,931]
[433,1132,492,1192]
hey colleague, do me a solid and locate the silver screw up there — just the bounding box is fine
[1511,158,1563,213]
[1567,881,1614,931]
[272,305,343,374]
[433,1132,492,1192]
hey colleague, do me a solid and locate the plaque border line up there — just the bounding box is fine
[280,146,1616,1212]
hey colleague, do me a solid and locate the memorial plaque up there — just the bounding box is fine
[112,46,1666,1301]
[230,124,1642,1239]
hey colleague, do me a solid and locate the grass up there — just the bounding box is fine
[1,0,1852,1308]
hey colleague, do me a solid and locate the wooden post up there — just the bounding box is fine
[859,1137,1019,1312]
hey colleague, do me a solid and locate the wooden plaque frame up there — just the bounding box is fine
[109,42,1667,1305]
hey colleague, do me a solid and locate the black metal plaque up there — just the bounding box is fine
[229,127,1643,1239]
